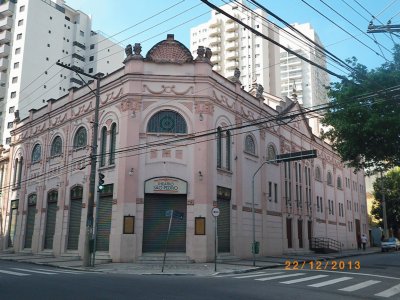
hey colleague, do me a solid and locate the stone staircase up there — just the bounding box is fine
[93,251,112,264]
[138,253,194,264]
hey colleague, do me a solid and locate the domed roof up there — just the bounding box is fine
[146,34,193,64]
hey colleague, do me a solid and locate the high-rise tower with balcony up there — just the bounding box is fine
[279,23,329,109]
[190,0,280,96]
[0,0,124,145]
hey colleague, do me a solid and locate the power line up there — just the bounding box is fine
[300,0,390,62]
[4,81,398,194]
[200,0,346,79]
[248,0,357,74]
[319,0,393,56]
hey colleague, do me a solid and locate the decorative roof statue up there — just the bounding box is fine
[256,84,264,99]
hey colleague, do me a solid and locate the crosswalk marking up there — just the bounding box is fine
[255,273,305,282]
[234,272,284,279]
[339,280,381,292]
[0,270,30,276]
[308,277,353,288]
[281,275,329,284]
[375,283,400,298]
[12,268,57,275]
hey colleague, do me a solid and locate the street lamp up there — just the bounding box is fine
[251,150,317,267]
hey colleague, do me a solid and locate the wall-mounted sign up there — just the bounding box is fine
[145,177,187,194]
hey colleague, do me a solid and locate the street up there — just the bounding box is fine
[0,252,399,300]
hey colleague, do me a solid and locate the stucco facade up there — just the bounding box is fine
[0,35,368,262]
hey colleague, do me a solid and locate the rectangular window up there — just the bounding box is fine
[20,5,25,12]
[88,68,93,73]
[7,122,13,129]
[268,181,272,200]
[10,92,16,98]
[12,77,17,83]
[15,48,21,55]
[80,30,84,37]
[18,19,24,26]
[89,56,94,61]
[5,137,10,144]
[90,44,95,50]
[16,33,22,40]
[9,106,15,113]
[274,183,278,203]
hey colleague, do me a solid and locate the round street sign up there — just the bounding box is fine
[212,207,220,217]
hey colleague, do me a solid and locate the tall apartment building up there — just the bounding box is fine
[279,23,330,109]
[190,0,281,96]
[0,0,124,145]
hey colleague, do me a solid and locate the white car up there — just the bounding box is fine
[381,238,400,252]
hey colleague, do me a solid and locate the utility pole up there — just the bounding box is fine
[56,62,102,267]
[367,22,400,33]
[380,171,389,239]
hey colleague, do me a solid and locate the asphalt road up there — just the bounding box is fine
[0,252,399,300]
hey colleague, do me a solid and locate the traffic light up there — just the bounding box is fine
[98,172,105,192]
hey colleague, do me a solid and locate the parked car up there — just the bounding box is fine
[381,237,400,252]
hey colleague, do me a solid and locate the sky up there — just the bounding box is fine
[64,0,400,79]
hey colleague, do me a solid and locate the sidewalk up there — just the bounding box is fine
[0,247,381,276]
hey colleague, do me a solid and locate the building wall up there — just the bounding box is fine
[0,0,124,146]
[0,35,368,262]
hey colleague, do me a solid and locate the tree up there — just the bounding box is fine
[371,167,400,237]
[322,45,400,173]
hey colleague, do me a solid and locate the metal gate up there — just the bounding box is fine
[44,191,58,249]
[67,199,82,250]
[96,185,113,252]
[143,194,187,252]
[217,198,230,253]
[24,195,37,249]
[8,200,19,248]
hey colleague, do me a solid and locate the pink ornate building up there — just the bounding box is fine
[0,35,368,262]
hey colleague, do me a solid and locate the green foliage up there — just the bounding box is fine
[371,167,400,234]
[322,45,400,173]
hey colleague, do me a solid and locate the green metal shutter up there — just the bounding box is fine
[8,208,18,248]
[44,202,57,249]
[143,194,187,252]
[67,199,82,250]
[24,204,36,248]
[96,195,112,252]
[217,198,230,253]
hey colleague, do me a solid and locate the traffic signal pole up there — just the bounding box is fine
[56,62,101,267]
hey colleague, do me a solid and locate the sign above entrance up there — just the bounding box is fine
[145,177,187,194]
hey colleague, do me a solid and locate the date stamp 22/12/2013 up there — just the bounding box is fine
[284,260,361,271]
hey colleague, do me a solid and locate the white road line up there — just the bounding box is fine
[0,270,30,276]
[234,272,284,279]
[308,277,353,288]
[34,268,84,274]
[12,268,57,275]
[375,283,400,298]
[281,274,329,284]
[255,273,305,281]
[214,272,265,278]
[339,280,381,292]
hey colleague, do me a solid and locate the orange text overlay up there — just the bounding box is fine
[284,260,361,271]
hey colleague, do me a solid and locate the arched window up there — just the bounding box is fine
[327,171,333,186]
[73,127,87,149]
[109,123,116,165]
[244,135,256,155]
[226,130,231,171]
[217,127,222,168]
[315,166,321,181]
[31,144,41,163]
[147,110,187,134]
[267,144,277,161]
[50,136,62,157]
[100,127,107,167]
[337,176,342,189]
[71,185,83,199]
